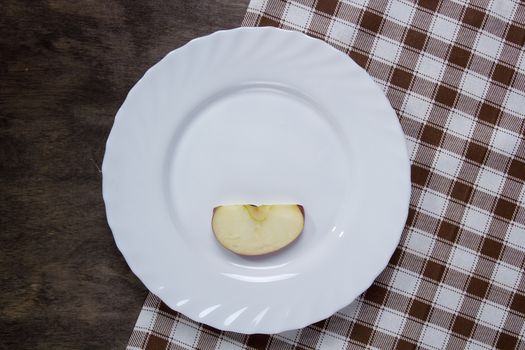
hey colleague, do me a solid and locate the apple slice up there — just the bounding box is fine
[212,204,304,256]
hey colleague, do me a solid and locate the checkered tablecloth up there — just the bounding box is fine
[128,1,525,349]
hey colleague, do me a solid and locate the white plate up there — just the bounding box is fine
[103,27,410,334]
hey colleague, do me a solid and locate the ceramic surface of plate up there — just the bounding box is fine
[102,27,411,334]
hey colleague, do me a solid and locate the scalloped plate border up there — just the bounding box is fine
[102,27,411,334]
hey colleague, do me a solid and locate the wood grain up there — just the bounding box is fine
[0,1,248,348]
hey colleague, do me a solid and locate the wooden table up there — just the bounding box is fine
[0,1,248,348]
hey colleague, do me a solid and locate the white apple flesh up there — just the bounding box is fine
[212,204,304,256]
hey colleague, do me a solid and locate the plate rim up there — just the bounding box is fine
[102,26,411,334]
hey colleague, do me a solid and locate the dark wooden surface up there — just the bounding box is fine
[0,1,248,348]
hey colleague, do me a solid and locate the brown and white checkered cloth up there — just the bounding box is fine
[128,1,525,349]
